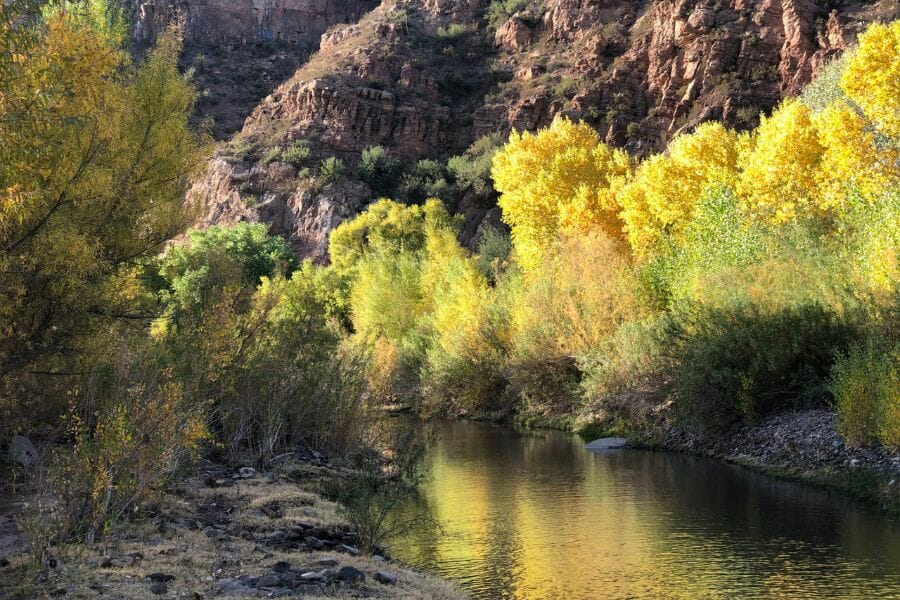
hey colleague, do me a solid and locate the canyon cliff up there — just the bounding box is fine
[132,0,897,261]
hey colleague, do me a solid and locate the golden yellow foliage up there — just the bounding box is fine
[510,231,639,357]
[737,100,825,224]
[841,20,900,139]
[618,121,739,257]
[491,117,631,270]
[0,9,209,418]
[814,102,899,211]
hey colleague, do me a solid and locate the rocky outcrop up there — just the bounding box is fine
[479,0,893,148]
[190,157,370,262]
[182,0,895,261]
[246,80,449,158]
[132,0,379,46]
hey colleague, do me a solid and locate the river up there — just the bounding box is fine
[391,420,900,599]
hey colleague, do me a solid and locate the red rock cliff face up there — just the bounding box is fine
[183,0,895,261]
[482,0,892,149]
[133,0,380,46]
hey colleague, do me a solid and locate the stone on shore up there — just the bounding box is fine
[585,437,628,450]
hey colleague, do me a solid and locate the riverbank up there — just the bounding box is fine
[0,456,463,600]
[587,408,900,517]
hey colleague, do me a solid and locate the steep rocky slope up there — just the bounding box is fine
[133,0,897,261]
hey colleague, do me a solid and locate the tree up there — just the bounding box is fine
[618,121,739,257]
[736,100,824,224]
[491,117,631,270]
[152,223,296,325]
[0,6,210,423]
[841,20,900,140]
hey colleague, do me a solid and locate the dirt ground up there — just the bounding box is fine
[0,458,464,600]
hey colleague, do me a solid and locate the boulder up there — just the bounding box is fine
[374,570,397,585]
[495,17,533,51]
[8,435,37,466]
[585,437,628,450]
[337,565,365,583]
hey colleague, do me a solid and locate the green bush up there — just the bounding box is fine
[474,226,511,280]
[665,303,860,432]
[447,133,501,196]
[281,140,311,167]
[487,0,531,29]
[319,156,345,183]
[151,223,296,322]
[398,159,451,204]
[831,340,900,449]
[436,23,476,40]
[357,145,401,196]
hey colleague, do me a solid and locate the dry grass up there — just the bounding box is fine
[1,461,466,600]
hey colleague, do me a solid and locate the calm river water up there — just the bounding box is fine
[391,420,900,599]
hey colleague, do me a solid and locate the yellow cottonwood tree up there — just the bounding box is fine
[736,100,825,224]
[0,5,209,419]
[618,121,739,257]
[491,117,630,271]
[841,20,900,140]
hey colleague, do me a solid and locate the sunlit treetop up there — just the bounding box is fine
[618,121,739,257]
[841,20,900,140]
[328,198,456,273]
[492,117,631,271]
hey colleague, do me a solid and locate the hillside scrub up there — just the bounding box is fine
[330,20,899,450]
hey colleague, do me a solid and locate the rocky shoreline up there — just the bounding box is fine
[0,457,463,600]
[647,409,900,516]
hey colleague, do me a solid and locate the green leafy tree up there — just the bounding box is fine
[0,6,210,423]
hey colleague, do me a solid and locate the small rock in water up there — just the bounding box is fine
[337,565,365,582]
[585,437,628,450]
[374,570,397,585]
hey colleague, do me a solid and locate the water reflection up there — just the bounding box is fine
[393,421,900,599]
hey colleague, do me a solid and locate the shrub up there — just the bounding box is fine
[281,140,311,167]
[831,340,900,449]
[151,223,296,323]
[421,230,510,415]
[474,226,511,280]
[510,232,639,358]
[357,145,401,197]
[230,139,256,161]
[398,159,452,204]
[666,303,860,432]
[25,344,206,557]
[487,0,531,29]
[447,133,501,196]
[507,355,581,423]
[327,421,434,553]
[319,156,345,183]
[578,318,668,430]
[436,23,476,40]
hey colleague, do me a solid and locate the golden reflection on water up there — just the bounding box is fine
[393,421,900,599]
